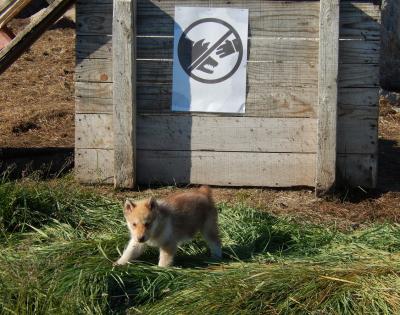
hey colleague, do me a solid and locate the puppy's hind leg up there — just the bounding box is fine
[201,218,222,259]
[115,239,146,265]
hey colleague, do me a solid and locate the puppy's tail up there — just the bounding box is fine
[198,185,213,199]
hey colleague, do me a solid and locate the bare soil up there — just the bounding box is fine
[0,14,399,228]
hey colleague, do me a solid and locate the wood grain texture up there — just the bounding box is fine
[340,2,380,40]
[137,151,316,187]
[337,153,377,188]
[136,116,317,153]
[338,63,379,88]
[112,0,136,188]
[337,107,378,154]
[75,149,376,188]
[76,58,379,88]
[77,0,320,37]
[75,148,114,184]
[76,59,318,86]
[76,82,317,117]
[338,87,379,107]
[75,83,379,118]
[339,40,380,64]
[76,95,113,113]
[316,0,339,195]
[75,109,377,154]
[76,0,379,39]
[75,113,113,149]
[77,35,380,65]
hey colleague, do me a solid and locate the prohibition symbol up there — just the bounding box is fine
[178,18,244,84]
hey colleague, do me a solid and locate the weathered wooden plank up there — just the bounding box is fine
[316,0,339,195]
[337,107,378,154]
[76,36,319,61]
[77,59,318,86]
[75,81,112,99]
[76,58,112,82]
[74,139,376,187]
[77,0,320,37]
[75,110,377,155]
[137,151,316,186]
[75,113,113,149]
[76,96,113,113]
[339,40,380,64]
[77,114,317,152]
[137,116,317,153]
[76,35,112,59]
[75,148,114,184]
[76,82,317,117]
[75,85,379,119]
[77,35,380,65]
[77,0,380,38]
[112,0,136,188]
[338,63,379,88]
[338,87,379,107]
[76,58,379,88]
[340,2,381,40]
[337,153,377,188]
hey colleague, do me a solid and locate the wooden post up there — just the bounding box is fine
[316,0,339,196]
[113,0,136,188]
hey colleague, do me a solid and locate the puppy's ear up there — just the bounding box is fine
[124,199,136,216]
[147,196,158,211]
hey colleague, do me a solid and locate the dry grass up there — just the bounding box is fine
[0,18,75,148]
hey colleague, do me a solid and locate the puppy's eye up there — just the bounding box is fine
[144,222,151,228]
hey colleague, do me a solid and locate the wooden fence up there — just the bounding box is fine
[75,0,380,194]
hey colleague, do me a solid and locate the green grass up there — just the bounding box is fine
[0,176,399,314]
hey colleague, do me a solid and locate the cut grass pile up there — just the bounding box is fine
[0,176,399,314]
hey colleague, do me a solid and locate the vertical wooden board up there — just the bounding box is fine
[337,154,377,188]
[75,149,114,184]
[113,0,136,188]
[316,0,340,195]
[137,151,316,187]
[75,113,113,149]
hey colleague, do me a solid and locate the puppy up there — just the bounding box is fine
[115,186,222,267]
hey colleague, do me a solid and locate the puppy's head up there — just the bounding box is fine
[123,197,158,243]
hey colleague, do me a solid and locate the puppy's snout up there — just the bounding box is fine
[138,236,146,243]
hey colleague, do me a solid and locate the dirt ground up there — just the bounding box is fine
[0,13,399,229]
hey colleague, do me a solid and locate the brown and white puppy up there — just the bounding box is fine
[115,186,222,267]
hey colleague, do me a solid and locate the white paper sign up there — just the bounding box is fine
[172,7,248,113]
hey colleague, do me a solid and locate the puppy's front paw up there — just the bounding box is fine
[113,259,128,266]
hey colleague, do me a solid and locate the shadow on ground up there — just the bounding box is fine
[0,147,73,179]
